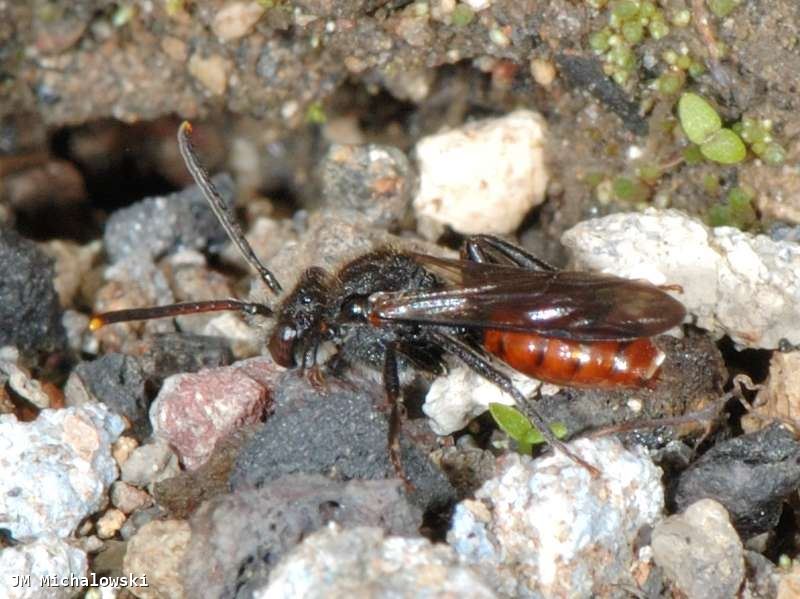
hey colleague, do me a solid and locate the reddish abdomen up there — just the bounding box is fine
[483,330,664,388]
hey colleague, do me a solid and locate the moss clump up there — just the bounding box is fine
[708,187,757,230]
[612,175,651,202]
[707,0,742,19]
[451,3,475,27]
[305,101,326,125]
[589,0,672,87]
[733,117,787,166]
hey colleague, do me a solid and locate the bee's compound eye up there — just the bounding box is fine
[268,323,298,368]
[341,296,368,321]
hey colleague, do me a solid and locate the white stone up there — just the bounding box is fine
[423,365,541,435]
[413,110,548,238]
[257,525,496,598]
[0,535,88,599]
[562,208,800,349]
[462,0,492,10]
[0,347,51,409]
[0,404,125,540]
[449,438,664,598]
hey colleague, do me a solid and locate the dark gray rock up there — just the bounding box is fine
[73,353,149,437]
[320,144,414,228]
[103,174,233,263]
[182,475,421,599]
[674,423,800,537]
[743,551,779,598]
[0,226,65,356]
[139,332,234,388]
[555,54,648,135]
[230,372,455,513]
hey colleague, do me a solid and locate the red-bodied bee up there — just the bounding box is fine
[91,122,686,474]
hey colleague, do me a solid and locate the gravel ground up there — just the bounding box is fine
[2,1,800,598]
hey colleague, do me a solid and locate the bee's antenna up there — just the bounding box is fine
[89,299,273,331]
[178,121,283,295]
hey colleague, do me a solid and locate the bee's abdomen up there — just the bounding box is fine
[482,330,664,388]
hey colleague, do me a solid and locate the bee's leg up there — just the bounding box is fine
[433,331,601,477]
[301,341,327,390]
[383,344,413,490]
[461,234,556,271]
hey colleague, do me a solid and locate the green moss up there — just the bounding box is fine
[670,9,691,26]
[636,164,662,184]
[703,174,721,195]
[682,145,704,165]
[640,1,656,18]
[621,20,644,43]
[657,70,685,95]
[612,0,640,20]
[708,187,757,229]
[612,176,651,202]
[583,171,607,187]
[761,142,787,166]
[609,45,635,69]
[305,101,326,125]
[687,61,705,78]
[451,3,475,27]
[648,18,669,39]
[707,0,741,18]
[589,29,612,52]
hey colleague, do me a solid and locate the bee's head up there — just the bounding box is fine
[267,267,334,368]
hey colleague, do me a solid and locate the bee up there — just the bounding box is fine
[91,122,686,476]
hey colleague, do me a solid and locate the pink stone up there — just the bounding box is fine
[150,364,272,470]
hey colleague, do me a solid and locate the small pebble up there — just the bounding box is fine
[103,174,232,264]
[413,110,548,238]
[78,535,104,554]
[112,435,139,466]
[96,508,127,539]
[120,439,180,488]
[188,53,231,96]
[320,143,414,228]
[449,438,664,597]
[0,347,51,409]
[69,353,149,437]
[137,332,234,388]
[123,520,191,599]
[40,239,100,308]
[0,226,65,355]
[423,364,540,435]
[150,364,272,470]
[212,1,265,41]
[111,481,153,514]
[652,499,745,599]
